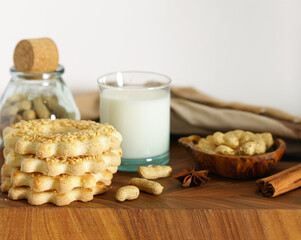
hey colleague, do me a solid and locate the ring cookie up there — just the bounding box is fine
[3,149,121,176]
[3,119,122,158]
[8,182,108,206]
[1,164,115,193]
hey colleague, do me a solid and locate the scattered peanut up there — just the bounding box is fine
[115,185,140,202]
[129,178,163,195]
[138,165,172,179]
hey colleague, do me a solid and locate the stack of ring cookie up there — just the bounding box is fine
[0,119,122,206]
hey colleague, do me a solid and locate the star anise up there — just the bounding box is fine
[173,168,210,188]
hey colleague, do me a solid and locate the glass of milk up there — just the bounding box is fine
[97,71,171,172]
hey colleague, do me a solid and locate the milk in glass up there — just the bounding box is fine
[100,88,170,159]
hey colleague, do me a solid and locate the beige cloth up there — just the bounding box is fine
[74,91,100,120]
[74,87,301,156]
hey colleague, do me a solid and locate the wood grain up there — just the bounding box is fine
[0,136,300,240]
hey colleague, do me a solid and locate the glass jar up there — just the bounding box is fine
[0,65,80,142]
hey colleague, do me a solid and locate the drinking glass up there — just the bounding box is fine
[97,71,171,172]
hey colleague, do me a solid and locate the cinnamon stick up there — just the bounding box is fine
[256,164,301,197]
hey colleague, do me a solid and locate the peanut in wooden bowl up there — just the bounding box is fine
[178,135,286,179]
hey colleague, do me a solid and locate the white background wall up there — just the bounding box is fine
[0,0,300,115]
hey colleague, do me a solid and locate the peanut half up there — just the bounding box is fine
[22,109,36,120]
[33,96,50,119]
[43,95,69,118]
[6,94,25,103]
[129,178,163,195]
[115,185,140,202]
[138,165,172,179]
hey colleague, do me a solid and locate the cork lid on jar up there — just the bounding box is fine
[13,38,59,74]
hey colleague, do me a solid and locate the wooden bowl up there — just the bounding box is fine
[178,135,286,179]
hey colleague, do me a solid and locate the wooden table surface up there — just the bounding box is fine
[0,136,300,240]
